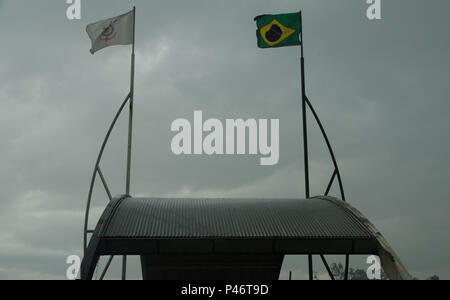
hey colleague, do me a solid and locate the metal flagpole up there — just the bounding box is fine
[123,5,136,281]
[126,6,136,196]
[300,12,314,279]
[299,11,310,199]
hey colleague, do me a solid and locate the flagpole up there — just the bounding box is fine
[123,5,136,281]
[300,11,313,280]
[126,6,135,197]
[299,11,310,199]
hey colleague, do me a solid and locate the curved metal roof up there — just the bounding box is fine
[81,196,385,280]
[99,197,373,240]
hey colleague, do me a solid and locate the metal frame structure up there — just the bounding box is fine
[83,93,130,254]
[80,88,385,281]
[82,9,410,280]
[79,62,395,282]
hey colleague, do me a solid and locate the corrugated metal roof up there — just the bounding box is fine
[99,197,373,240]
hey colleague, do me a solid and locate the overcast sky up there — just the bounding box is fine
[0,0,449,280]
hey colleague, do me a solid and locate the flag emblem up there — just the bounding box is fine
[254,12,301,49]
[100,20,118,42]
[259,20,295,47]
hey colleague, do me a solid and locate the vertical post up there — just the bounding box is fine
[122,255,127,281]
[344,254,350,280]
[126,6,136,196]
[123,6,136,281]
[308,254,313,280]
[299,11,310,199]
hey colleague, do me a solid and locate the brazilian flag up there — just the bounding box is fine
[254,12,301,48]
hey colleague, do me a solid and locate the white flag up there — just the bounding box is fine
[86,10,134,55]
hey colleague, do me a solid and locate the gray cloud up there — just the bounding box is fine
[0,0,449,279]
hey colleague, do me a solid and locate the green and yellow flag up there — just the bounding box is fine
[254,12,301,48]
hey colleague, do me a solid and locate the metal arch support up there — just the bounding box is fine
[305,96,346,202]
[99,256,114,280]
[81,195,128,280]
[310,254,336,280]
[97,167,112,201]
[325,170,337,197]
[320,255,335,280]
[306,255,336,280]
[83,93,131,254]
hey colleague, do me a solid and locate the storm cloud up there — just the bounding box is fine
[0,0,449,279]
